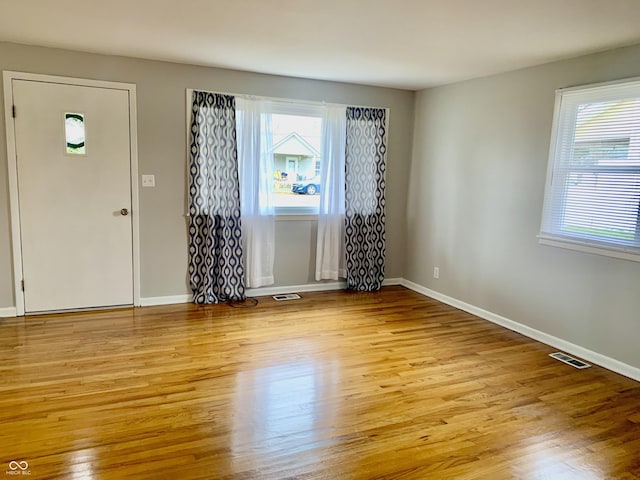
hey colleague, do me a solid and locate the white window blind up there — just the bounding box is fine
[540,79,640,260]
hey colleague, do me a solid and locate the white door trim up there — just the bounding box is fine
[3,71,141,315]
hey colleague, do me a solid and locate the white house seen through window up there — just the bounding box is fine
[271,113,322,211]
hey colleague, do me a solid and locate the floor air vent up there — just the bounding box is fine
[549,352,591,369]
[273,293,301,301]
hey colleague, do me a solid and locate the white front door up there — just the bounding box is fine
[12,79,134,313]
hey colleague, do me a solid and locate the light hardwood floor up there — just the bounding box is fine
[1,286,639,479]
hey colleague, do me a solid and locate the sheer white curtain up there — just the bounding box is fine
[315,105,347,280]
[236,98,275,288]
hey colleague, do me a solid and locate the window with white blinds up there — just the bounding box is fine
[539,79,640,261]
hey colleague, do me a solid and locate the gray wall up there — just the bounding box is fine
[407,44,640,369]
[0,42,414,307]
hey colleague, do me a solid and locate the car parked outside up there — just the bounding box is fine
[291,177,321,195]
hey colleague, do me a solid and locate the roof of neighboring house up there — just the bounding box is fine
[271,132,320,157]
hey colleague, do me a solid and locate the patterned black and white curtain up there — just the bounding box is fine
[344,107,388,291]
[188,91,245,303]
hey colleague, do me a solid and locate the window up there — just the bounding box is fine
[267,104,324,214]
[539,79,640,261]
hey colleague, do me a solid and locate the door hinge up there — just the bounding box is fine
[12,105,16,118]
[21,280,24,291]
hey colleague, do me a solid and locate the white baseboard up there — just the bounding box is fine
[140,278,404,306]
[139,294,193,307]
[247,282,345,297]
[0,306,17,318]
[401,279,640,383]
[248,277,403,297]
[140,284,346,306]
[140,284,347,306]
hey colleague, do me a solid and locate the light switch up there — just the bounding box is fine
[142,174,155,187]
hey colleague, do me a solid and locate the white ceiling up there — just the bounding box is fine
[2,0,640,90]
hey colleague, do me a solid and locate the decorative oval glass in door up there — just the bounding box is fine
[65,112,86,155]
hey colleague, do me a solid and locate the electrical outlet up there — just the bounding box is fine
[433,267,440,279]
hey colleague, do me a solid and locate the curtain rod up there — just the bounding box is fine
[185,87,389,112]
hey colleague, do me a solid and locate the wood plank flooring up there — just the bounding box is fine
[1,286,639,479]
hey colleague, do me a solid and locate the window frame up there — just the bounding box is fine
[538,77,640,262]
[256,101,326,217]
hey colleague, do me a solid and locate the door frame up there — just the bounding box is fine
[3,71,141,316]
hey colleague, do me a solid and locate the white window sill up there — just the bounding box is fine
[537,234,640,263]
[276,214,318,221]
[275,206,319,219]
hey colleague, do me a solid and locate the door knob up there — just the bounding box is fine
[120,208,129,216]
